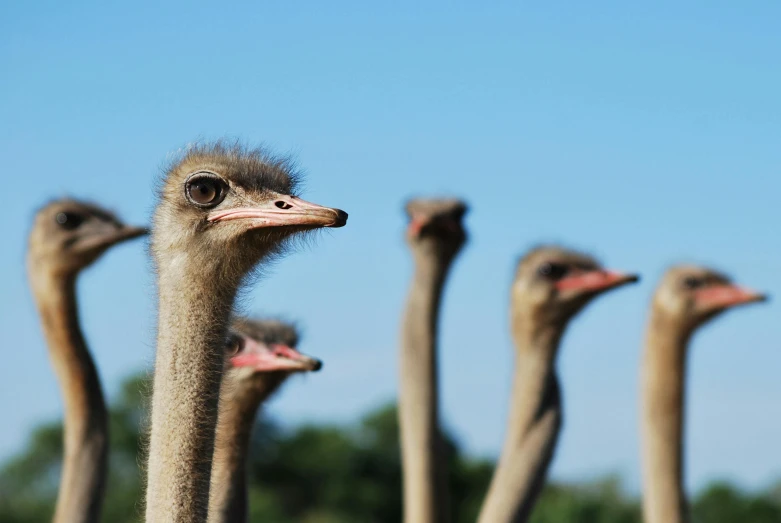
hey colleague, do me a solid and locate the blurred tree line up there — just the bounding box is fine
[1,374,780,522]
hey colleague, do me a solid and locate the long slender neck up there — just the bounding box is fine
[399,251,452,523]
[641,310,690,523]
[478,314,564,523]
[208,374,284,523]
[145,260,238,523]
[30,270,108,523]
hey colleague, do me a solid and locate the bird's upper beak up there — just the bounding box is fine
[694,284,768,309]
[230,337,322,373]
[555,270,640,293]
[208,195,347,229]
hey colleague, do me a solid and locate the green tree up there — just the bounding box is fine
[2,372,781,523]
[692,481,781,523]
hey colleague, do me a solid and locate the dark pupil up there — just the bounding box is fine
[539,262,569,280]
[226,334,244,355]
[189,179,218,204]
[55,212,83,230]
[683,277,702,290]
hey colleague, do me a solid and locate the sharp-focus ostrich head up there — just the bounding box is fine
[152,142,347,284]
[28,199,147,276]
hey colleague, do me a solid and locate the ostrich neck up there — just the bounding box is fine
[31,271,108,523]
[208,375,284,523]
[478,318,564,523]
[146,261,238,523]
[399,252,452,523]
[641,310,690,523]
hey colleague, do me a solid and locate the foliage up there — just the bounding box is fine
[1,373,780,522]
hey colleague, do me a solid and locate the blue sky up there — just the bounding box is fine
[1,2,779,494]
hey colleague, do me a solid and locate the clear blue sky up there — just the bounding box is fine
[1,1,779,494]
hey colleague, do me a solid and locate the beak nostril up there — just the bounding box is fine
[275,201,293,210]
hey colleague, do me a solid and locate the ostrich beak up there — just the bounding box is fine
[406,213,463,238]
[407,214,428,237]
[208,195,347,229]
[231,338,322,373]
[694,285,768,309]
[268,344,322,372]
[76,225,148,252]
[556,270,640,293]
[110,226,149,243]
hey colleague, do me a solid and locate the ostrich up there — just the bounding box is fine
[478,246,639,523]
[145,142,347,522]
[208,317,321,523]
[640,265,766,523]
[26,199,146,523]
[399,198,467,523]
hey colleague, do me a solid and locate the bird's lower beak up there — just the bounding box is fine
[695,285,768,309]
[556,270,640,293]
[208,195,347,229]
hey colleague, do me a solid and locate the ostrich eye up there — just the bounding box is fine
[185,173,226,208]
[225,334,244,356]
[538,262,569,281]
[55,211,84,230]
[682,277,702,290]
